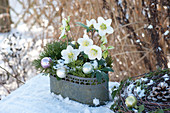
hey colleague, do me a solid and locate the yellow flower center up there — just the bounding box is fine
[90,49,98,56]
[100,23,107,30]
[82,40,90,46]
[68,52,74,59]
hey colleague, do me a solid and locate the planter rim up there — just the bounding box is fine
[51,74,107,85]
[66,74,97,80]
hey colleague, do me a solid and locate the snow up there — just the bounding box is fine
[0,74,114,113]
[134,87,145,98]
[141,78,148,82]
[126,83,135,96]
[110,82,120,91]
[163,74,169,81]
[147,80,153,86]
[164,30,169,35]
[148,25,153,29]
[136,39,140,43]
[142,33,145,37]
[93,98,100,106]
[157,47,162,51]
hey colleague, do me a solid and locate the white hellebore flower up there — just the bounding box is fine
[59,19,67,39]
[84,45,102,60]
[61,45,80,64]
[94,17,114,36]
[86,19,96,27]
[77,34,93,51]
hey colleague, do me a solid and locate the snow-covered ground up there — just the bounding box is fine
[0,74,115,113]
[0,0,52,96]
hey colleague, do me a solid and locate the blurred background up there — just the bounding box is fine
[0,0,169,99]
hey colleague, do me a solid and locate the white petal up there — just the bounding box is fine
[105,19,112,26]
[84,48,89,55]
[73,55,78,61]
[62,19,67,27]
[64,59,70,64]
[73,49,80,56]
[83,34,89,39]
[77,38,83,44]
[97,50,102,60]
[79,46,84,51]
[98,17,105,24]
[89,39,93,45]
[67,45,74,51]
[61,49,67,56]
[94,23,100,30]
[106,26,114,34]
[90,19,96,25]
[88,55,96,60]
[84,29,87,34]
[59,29,65,39]
[99,30,107,36]
[86,20,90,27]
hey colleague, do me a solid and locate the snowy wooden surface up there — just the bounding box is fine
[0,74,115,113]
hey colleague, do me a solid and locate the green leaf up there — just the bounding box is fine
[102,50,108,59]
[98,59,105,66]
[138,105,144,113]
[62,35,67,39]
[101,36,107,44]
[107,46,114,50]
[66,25,70,31]
[100,44,106,51]
[91,71,95,78]
[111,78,127,99]
[96,71,102,82]
[87,29,91,32]
[156,109,164,113]
[101,67,114,72]
[102,72,109,81]
[83,54,88,59]
[67,16,70,23]
[76,22,90,30]
[112,90,118,100]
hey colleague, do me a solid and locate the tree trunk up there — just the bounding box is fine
[0,0,11,32]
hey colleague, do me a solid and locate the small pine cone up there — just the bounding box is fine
[148,82,170,102]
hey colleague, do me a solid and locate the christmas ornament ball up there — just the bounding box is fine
[125,96,137,108]
[41,57,52,68]
[57,67,67,78]
[83,62,93,74]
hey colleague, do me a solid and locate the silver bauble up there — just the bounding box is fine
[57,67,67,78]
[41,57,52,68]
[83,62,93,74]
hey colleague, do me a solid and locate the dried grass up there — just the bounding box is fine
[2,0,170,82]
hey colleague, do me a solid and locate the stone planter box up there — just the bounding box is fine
[50,75,109,106]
